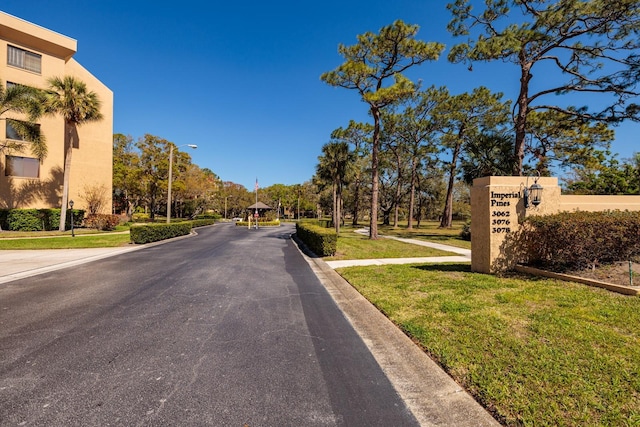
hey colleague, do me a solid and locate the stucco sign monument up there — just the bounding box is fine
[471,176,559,273]
[471,176,640,274]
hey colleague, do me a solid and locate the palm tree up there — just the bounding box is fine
[46,76,103,231]
[0,82,47,160]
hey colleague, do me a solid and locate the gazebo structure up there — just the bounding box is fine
[247,202,273,220]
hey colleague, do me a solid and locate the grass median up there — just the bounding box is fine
[327,224,639,425]
[377,220,471,249]
[325,228,461,260]
[336,262,640,426]
[0,232,131,249]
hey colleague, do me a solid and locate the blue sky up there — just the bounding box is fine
[2,1,637,190]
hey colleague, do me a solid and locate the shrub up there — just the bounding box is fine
[81,183,108,215]
[132,212,151,222]
[189,219,216,228]
[318,219,332,228]
[522,210,640,270]
[7,209,41,231]
[296,222,337,256]
[460,220,471,241]
[195,213,221,220]
[85,213,120,231]
[0,208,84,231]
[0,210,8,230]
[130,223,192,244]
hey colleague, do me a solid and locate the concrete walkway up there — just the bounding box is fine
[326,228,471,269]
[0,231,195,284]
[0,246,144,284]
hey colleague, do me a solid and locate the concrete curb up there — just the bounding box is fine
[516,265,639,296]
[292,235,499,427]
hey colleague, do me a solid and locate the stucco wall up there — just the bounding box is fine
[0,11,113,213]
[471,176,639,273]
[558,195,640,212]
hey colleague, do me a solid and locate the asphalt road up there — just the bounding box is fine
[0,223,418,426]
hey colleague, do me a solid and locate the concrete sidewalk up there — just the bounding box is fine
[326,228,471,269]
[326,255,470,268]
[0,246,144,284]
[0,230,198,284]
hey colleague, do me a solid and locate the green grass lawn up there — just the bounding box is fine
[378,220,471,249]
[325,229,459,260]
[338,263,640,426]
[0,233,131,249]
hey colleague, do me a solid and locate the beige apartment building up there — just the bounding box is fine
[0,11,113,212]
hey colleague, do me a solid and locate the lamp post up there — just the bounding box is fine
[167,144,198,223]
[69,199,75,237]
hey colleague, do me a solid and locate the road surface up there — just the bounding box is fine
[0,223,418,426]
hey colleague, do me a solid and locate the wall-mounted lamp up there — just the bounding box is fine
[523,172,543,209]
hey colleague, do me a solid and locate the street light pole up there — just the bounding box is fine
[167,143,198,224]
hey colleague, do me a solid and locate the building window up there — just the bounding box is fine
[5,119,39,141]
[7,45,42,74]
[5,156,40,178]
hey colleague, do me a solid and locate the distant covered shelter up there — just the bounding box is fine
[247,202,272,218]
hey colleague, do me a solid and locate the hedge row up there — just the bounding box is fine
[522,210,640,270]
[295,221,337,256]
[0,208,84,231]
[130,222,192,244]
[128,219,215,244]
[195,213,221,220]
[190,219,216,228]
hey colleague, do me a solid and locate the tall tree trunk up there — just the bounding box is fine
[369,107,381,239]
[514,58,532,176]
[58,123,74,231]
[127,199,134,221]
[440,141,461,229]
[408,158,417,229]
[393,153,402,228]
[149,185,157,219]
[393,184,401,228]
[352,176,360,226]
[382,205,392,226]
[333,181,339,233]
